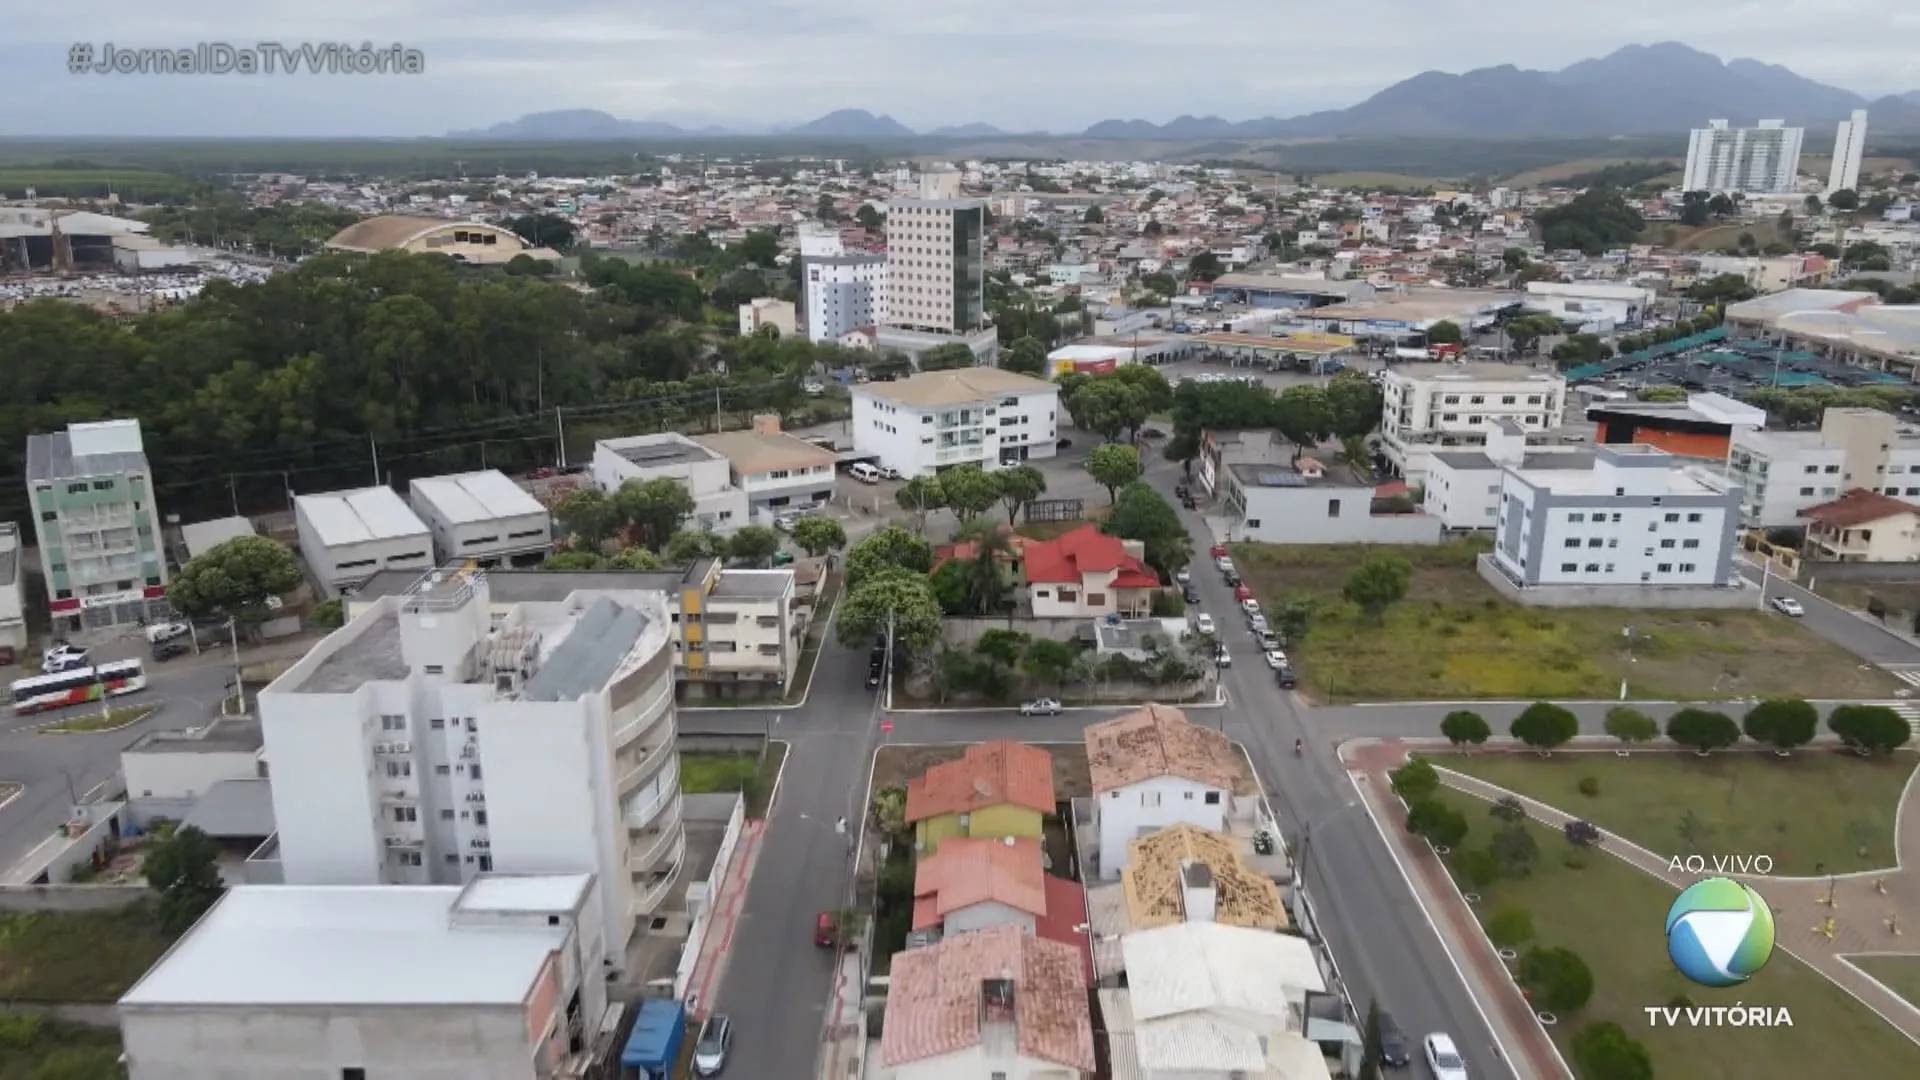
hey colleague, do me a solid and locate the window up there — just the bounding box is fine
[384,761,409,778]
[1585,563,1600,572]
[1087,593,1107,606]
[440,809,455,820]
[1657,563,1673,573]
[1587,538,1603,548]
[1824,465,1840,474]
[1561,562,1579,572]
[476,810,488,825]
[392,807,416,823]
[1565,538,1582,548]
[430,718,445,729]
[1204,791,1221,805]
[1246,519,1260,529]
[478,855,493,872]
[436,765,451,775]
[1686,512,1702,523]
[1141,791,1162,807]
[342,1066,367,1079]
[1804,465,1819,474]
[1183,790,1194,800]
[1568,513,1585,523]
[1660,539,1676,549]
[470,764,483,780]
[379,715,404,731]
[1327,499,1341,518]
[399,851,421,867]
[1682,539,1700,549]
[1664,512,1679,523]
[49,562,65,574]
[1680,563,1697,573]
[1800,486,1815,496]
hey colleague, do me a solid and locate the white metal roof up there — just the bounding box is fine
[1121,922,1323,1022]
[119,885,568,1007]
[179,516,256,559]
[296,487,429,547]
[456,872,591,914]
[410,470,546,525]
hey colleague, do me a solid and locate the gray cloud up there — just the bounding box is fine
[2,0,1916,136]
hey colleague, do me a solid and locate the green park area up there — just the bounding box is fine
[0,905,178,1002]
[1230,540,1903,702]
[0,1015,125,1080]
[0,166,195,200]
[1424,786,1920,1079]
[1849,955,1920,1010]
[678,744,787,817]
[1443,751,1917,876]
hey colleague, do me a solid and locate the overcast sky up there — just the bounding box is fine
[4,0,1919,137]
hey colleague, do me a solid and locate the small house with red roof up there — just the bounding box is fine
[1802,488,1920,563]
[906,741,1057,855]
[1022,523,1162,618]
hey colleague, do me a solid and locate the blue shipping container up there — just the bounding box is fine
[621,999,686,1080]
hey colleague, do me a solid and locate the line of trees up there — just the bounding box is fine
[1434,698,1910,756]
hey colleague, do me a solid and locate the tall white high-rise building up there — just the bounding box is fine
[1827,109,1868,194]
[1682,119,1804,195]
[255,566,684,970]
[877,170,999,365]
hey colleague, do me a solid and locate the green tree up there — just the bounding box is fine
[896,475,945,533]
[1274,384,1334,456]
[1484,903,1535,947]
[1323,371,1384,440]
[1388,757,1439,802]
[1103,481,1191,578]
[937,464,1000,521]
[1571,1021,1654,1080]
[1358,1001,1384,1080]
[1742,697,1818,752]
[1002,336,1049,375]
[508,212,576,251]
[168,535,304,620]
[1501,314,1561,355]
[845,525,934,588]
[666,529,725,564]
[1687,272,1758,306]
[1454,848,1498,889]
[608,546,664,570]
[1517,946,1594,1013]
[1536,188,1645,254]
[1827,188,1860,211]
[1021,637,1078,691]
[1603,706,1658,749]
[1510,702,1578,752]
[994,464,1047,526]
[975,627,1029,667]
[1666,707,1741,753]
[1490,822,1540,878]
[854,204,884,231]
[1083,205,1105,224]
[790,516,847,557]
[928,559,973,613]
[1086,443,1141,502]
[1187,252,1224,281]
[1406,799,1468,848]
[917,342,978,371]
[1426,320,1464,345]
[612,477,696,551]
[143,824,225,933]
[725,524,782,567]
[738,229,781,267]
[1828,704,1913,755]
[1440,710,1491,749]
[1069,378,1150,442]
[1341,552,1412,619]
[543,550,608,570]
[955,520,1017,616]
[1274,597,1315,643]
[835,569,942,650]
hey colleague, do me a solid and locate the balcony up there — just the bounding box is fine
[610,681,674,749]
[631,841,686,919]
[624,765,680,830]
[628,810,684,873]
[616,743,674,795]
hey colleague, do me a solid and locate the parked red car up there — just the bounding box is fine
[815,911,837,947]
[1234,585,1253,602]
[1209,544,1227,559]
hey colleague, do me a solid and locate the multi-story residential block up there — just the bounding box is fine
[590,432,749,533]
[1022,524,1161,617]
[736,297,797,338]
[879,171,999,365]
[254,567,684,966]
[407,470,554,569]
[344,562,803,702]
[1801,489,1920,563]
[118,874,608,1080]
[25,419,171,639]
[0,522,24,656]
[852,367,1060,477]
[1219,452,1442,546]
[906,740,1055,855]
[801,249,888,344]
[1377,363,1567,484]
[695,415,839,516]
[1828,110,1869,195]
[1683,119,1804,195]
[1726,408,1920,527]
[295,486,435,597]
[879,923,1096,1079]
[1086,704,1244,880]
[1425,420,1591,531]
[1490,445,1741,589]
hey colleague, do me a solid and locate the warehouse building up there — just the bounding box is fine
[407,470,553,568]
[293,487,433,596]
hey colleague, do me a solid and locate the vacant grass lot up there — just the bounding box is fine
[1442,751,1916,876]
[1309,171,1443,191]
[1850,955,1920,1010]
[1503,156,1682,187]
[0,1016,126,1080]
[38,704,156,733]
[1639,219,1794,253]
[1431,787,1920,1080]
[0,167,194,199]
[0,904,179,1002]
[1230,539,1903,702]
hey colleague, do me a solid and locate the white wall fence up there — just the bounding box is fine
[673,794,747,1000]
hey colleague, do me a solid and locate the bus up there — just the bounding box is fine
[11,659,147,715]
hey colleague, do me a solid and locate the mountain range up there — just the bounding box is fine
[456,43,1920,141]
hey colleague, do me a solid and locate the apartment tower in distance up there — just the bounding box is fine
[799,223,888,345]
[879,169,999,366]
[24,419,172,641]
[1682,119,1804,195]
[254,566,685,971]
[1827,109,1869,195]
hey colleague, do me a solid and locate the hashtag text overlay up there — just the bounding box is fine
[69,43,426,76]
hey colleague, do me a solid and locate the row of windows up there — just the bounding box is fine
[1437,413,1545,425]
[1565,536,1702,549]
[1439,394,1548,406]
[1557,562,1699,574]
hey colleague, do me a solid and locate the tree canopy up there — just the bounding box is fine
[168,535,304,620]
[1536,188,1646,254]
[1103,481,1190,578]
[1085,443,1141,502]
[845,525,934,589]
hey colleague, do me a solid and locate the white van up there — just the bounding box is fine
[850,463,882,484]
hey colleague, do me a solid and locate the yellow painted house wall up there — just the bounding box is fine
[915,803,1044,854]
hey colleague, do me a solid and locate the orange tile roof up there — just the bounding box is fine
[905,742,1057,823]
[1803,488,1920,529]
[1085,704,1242,793]
[912,837,1048,930]
[880,924,1095,1071]
[1034,874,1096,986]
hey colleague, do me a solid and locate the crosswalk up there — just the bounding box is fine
[1877,699,1920,734]
[1885,667,1920,689]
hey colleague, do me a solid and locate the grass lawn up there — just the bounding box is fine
[0,1016,126,1080]
[1503,157,1681,187]
[1850,955,1920,1010]
[1430,788,1920,1080]
[1230,539,1902,702]
[1441,751,1917,876]
[748,742,787,818]
[1640,220,1794,253]
[38,704,157,733]
[679,752,766,795]
[0,904,179,1002]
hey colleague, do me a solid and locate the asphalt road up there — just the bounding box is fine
[1742,561,1920,668]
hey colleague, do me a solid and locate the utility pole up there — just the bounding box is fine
[554,408,568,470]
[368,433,382,487]
[714,385,724,434]
[228,475,241,517]
[227,617,246,714]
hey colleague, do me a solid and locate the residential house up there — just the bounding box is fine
[1023,524,1162,617]
[851,368,1061,478]
[1801,489,1920,563]
[906,741,1056,855]
[1218,451,1442,546]
[909,837,1094,980]
[1726,408,1920,528]
[1102,922,1332,1080]
[1081,824,1290,983]
[695,415,839,519]
[878,923,1097,1080]
[1086,705,1243,880]
[589,432,749,534]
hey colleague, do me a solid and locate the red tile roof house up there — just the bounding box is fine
[1023,524,1163,619]
[880,923,1097,1079]
[910,836,1097,985]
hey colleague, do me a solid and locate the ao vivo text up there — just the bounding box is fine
[1667,854,1774,875]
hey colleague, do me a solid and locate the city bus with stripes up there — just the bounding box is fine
[10,659,147,715]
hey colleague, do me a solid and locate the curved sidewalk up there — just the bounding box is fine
[1436,761,1920,1046]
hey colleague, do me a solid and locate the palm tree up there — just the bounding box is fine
[958,521,1016,618]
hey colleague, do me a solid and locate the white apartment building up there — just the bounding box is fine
[1524,281,1654,327]
[1490,445,1741,589]
[696,416,840,515]
[1828,110,1869,195]
[590,432,749,533]
[737,297,797,338]
[24,419,172,639]
[1377,363,1567,484]
[1086,705,1243,881]
[118,875,608,1080]
[1424,419,1590,531]
[255,568,684,967]
[852,367,1060,477]
[408,470,553,568]
[880,171,999,365]
[1683,119,1804,195]
[0,522,23,655]
[1726,407,1920,527]
[294,486,435,597]
[802,252,888,343]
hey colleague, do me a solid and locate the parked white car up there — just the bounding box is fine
[802,381,826,396]
[1193,613,1216,636]
[1174,567,1191,584]
[1770,596,1804,617]
[42,644,89,672]
[1264,649,1289,670]
[1215,556,1235,574]
[145,621,191,644]
[1240,598,1261,618]
[1423,1034,1468,1080]
[1018,698,1063,716]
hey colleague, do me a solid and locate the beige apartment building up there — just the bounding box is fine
[880,170,998,365]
